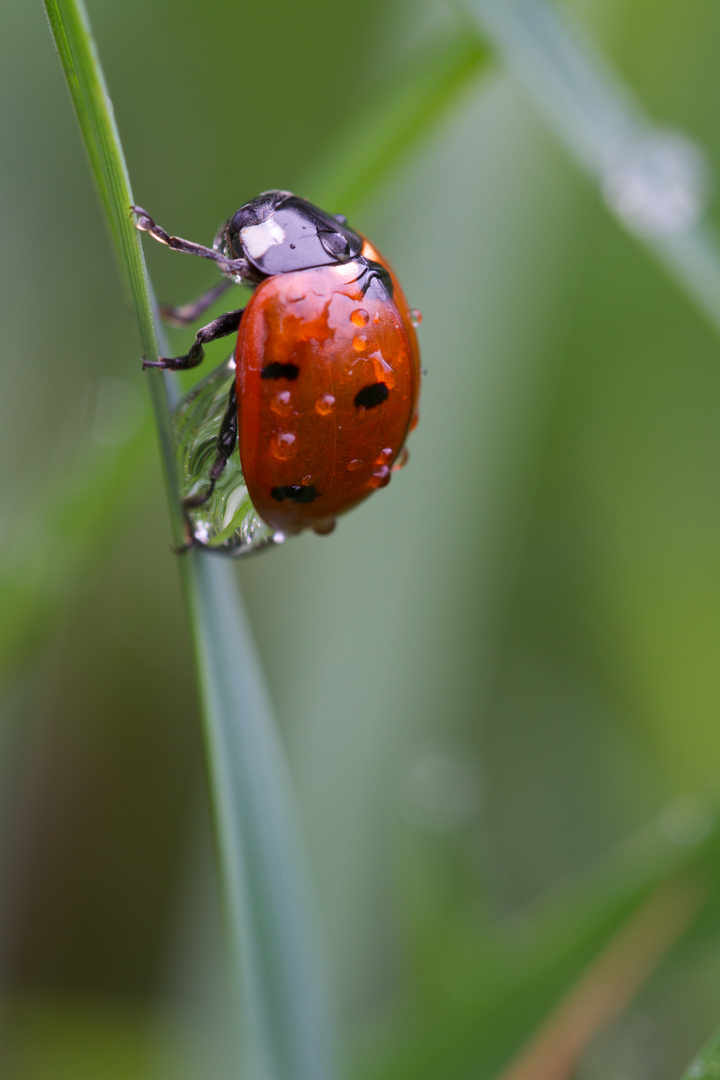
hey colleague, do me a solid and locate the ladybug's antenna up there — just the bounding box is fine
[131,206,250,280]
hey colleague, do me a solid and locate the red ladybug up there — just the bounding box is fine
[132,191,421,538]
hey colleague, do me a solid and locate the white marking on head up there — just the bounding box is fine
[240,218,286,259]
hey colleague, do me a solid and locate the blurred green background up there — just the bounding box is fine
[4,1,720,1078]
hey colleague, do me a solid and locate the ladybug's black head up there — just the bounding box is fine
[221,191,363,278]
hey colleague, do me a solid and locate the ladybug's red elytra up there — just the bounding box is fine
[132,191,421,539]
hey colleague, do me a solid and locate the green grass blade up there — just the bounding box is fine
[0,424,153,685]
[43,2,337,1078]
[464,0,720,342]
[305,30,488,211]
[182,555,336,1080]
[43,0,182,542]
[367,805,720,1080]
[681,1026,720,1080]
[43,0,154,348]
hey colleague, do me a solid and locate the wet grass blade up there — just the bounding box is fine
[464,0,720,342]
[680,1025,720,1080]
[454,4,720,1065]
[42,0,181,536]
[43,2,336,1077]
[182,554,337,1080]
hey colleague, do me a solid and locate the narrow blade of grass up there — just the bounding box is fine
[464,0,720,342]
[680,1026,720,1080]
[365,802,720,1080]
[495,881,702,1080]
[182,554,337,1080]
[42,0,181,533]
[305,30,488,211]
[43,2,337,1078]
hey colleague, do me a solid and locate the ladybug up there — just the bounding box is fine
[132,191,421,538]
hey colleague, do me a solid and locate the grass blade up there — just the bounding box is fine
[305,30,488,210]
[43,2,337,1077]
[495,881,702,1080]
[183,555,336,1080]
[365,802,720,1080]
[43,0,181,538]
[464,0,720,342]
[680,1026,720,1080]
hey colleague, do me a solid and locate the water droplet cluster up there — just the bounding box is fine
[173,357,278,555]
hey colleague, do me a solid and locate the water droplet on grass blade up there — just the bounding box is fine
[602,131,710,236]
[173,357,281,555]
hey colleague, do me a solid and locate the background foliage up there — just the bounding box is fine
[3,1,720,1078]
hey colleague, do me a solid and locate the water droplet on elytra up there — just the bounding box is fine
[312,517,336,536]
[370,350,396,388]
[315,393,336,416]
[270,390,293,417]
[410,308,423,327]
[353,334,367,352]
[369,465,391,488]
[347,458,364,471]
[271,431,296,460]
[393,446,409,471]
[375,447,394,465]
[351,308,369,328]
[172,357,277,556]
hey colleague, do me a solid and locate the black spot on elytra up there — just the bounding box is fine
[271,484,319,504]
[262,362,300,380]
[354,382,389,409]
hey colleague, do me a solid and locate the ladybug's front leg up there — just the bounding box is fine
[144,308,244,371]
[183,383,238,509]
[131,205,249,278]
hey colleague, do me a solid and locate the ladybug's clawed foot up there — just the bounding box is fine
[142,345,204,371]
[142,355,167,370]
[130,205,156,231]
[170,509,202,556]
[171,538,195,556]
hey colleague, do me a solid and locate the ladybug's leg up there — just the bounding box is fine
[160,279,233,327]
[131,205,250,278]
[183,383,238,508]
[144,308,244,371]
[357,259,393,298]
